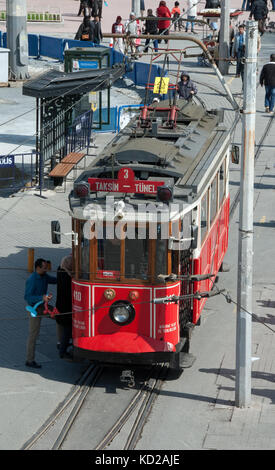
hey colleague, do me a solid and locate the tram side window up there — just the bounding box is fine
[155,224,167,278]
[210,175,218,225]
[219,162,225,203]
[200,193,208,242]
[125,228,149,279]
[80,222,90,280]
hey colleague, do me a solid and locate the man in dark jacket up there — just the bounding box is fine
[177,71,198,100]
[144,9,158,52]
[75,16,93,41]
[90,15,103,44]
[260,54,275,113]
[249,0,268,35]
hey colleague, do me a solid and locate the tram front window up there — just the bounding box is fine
[125,229,149,280]
[97,236,121,276]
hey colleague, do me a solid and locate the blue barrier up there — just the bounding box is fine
[93,107,118,132]
[0,31,2,47]
[28,34,39,57]
[39,35,64,61]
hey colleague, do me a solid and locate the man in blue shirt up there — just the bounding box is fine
[232,24,246,78]
[24,258,57,368]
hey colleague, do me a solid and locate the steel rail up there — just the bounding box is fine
[52,364,103,450]
[21,363,97,450]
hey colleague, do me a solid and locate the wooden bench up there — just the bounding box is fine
[48,152,86,190]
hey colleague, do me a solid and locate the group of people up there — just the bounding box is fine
[24,257,73,368]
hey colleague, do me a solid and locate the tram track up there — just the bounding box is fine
[21,362,168,451]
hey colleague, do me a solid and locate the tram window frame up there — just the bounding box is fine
[80,221,90,280]
[210,174,218,226]
[124,224,150,281]
[219,161,225,204]
[200,192,208,244]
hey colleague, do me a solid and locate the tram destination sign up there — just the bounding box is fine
[88,168,165,194]
[0,156,14,167]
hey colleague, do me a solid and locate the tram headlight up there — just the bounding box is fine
[109,301,135,326]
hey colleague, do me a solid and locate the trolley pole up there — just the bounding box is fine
[235,21,258,408]
[218,0,229,75]
[6,0,29,80]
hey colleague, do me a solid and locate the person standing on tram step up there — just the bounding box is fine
[75,15,93,41]
[24,258,57,369]
[156,1,171,44]
[260,53,275,114]
[177,71,198,100]
[55,256,73,360]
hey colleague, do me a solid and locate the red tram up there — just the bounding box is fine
[53,96,230,371]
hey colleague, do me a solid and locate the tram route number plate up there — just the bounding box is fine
[88,167,165,194]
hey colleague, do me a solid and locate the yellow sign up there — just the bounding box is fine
[89,91,97,111]
[153,77,170,95]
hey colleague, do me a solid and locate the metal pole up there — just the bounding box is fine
[218,0,229,75]
[235,21,258,408]
[131,0,140,16]
[6,0,29,80]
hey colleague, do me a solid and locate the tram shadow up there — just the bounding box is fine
[0,244,90,384]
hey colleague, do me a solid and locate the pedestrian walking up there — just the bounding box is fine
[156,1,171,44]
[91,15,103,44]
[140,0,146,17]
[77,1,91,17]
[177,71,198,100]
[75,16,93,41]
[55,256,73,360]
[24,258,57,368]
[112,15,125,53]
[241,0,251,11]
[249,0,268,35]
[232,24,246,77]
[171,2,181,31]
[185,0,197,34]
[91,0,103,19]
[260,53,275,114]
[125,12,138,56]
[144,9,159,52]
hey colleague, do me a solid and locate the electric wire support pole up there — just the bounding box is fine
[6,0,29,80]
[235,21,258,408]
[218,0,229,75]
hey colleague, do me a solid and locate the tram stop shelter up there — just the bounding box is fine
[22,62,126,189]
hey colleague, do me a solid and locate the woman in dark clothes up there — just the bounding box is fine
[56,255,73,359]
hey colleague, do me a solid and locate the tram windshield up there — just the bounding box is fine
[76,221,169,283]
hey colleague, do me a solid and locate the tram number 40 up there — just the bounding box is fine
[73,291,82,302]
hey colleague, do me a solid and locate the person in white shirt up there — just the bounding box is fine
[185,0,197,33]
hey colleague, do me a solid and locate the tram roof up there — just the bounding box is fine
[22,64,126,98]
